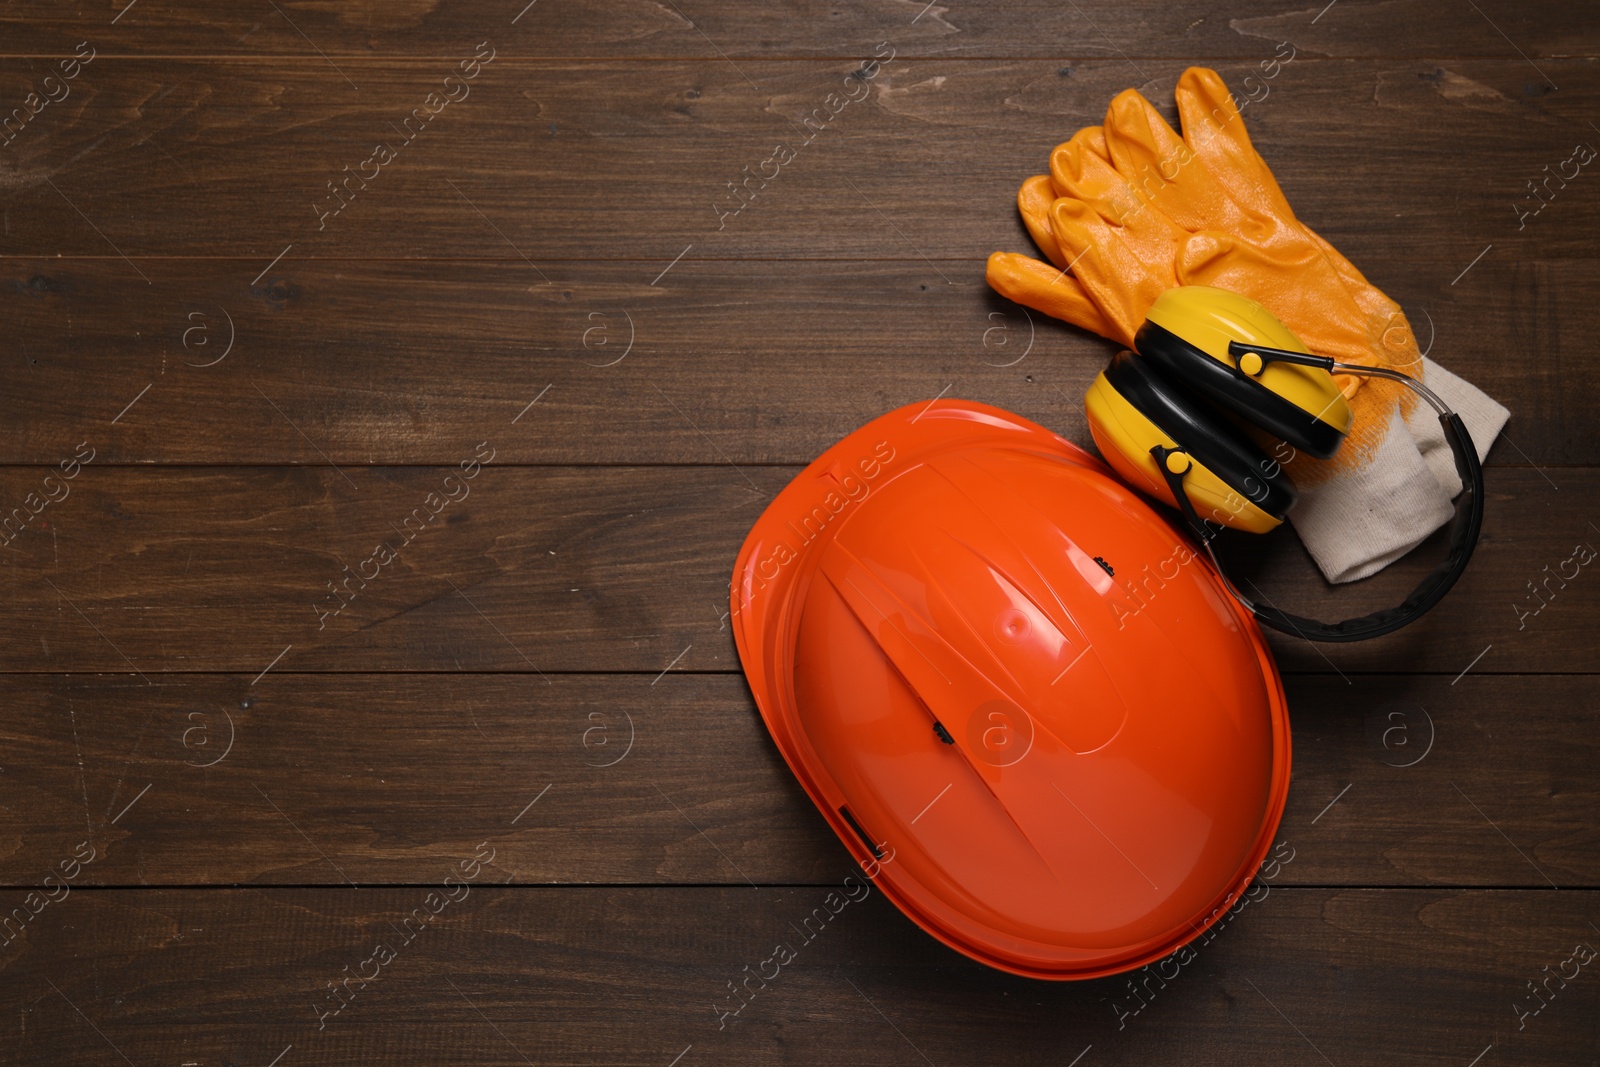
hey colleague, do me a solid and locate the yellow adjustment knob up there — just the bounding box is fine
[1164,451,1191,475]
[1238,351,1265,376]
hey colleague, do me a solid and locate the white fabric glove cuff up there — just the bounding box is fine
[1288,406,1457,584]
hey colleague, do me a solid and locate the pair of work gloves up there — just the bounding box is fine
[988,67,1507,583]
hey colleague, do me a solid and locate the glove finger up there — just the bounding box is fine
[1047,124,1112,193]
[1048,197,1173,345]
[1103,83,1242,236]
[985,251,1120,341]
[1018,175,1066,268]
[1049,126,1145,227]
[1052,155,1193,281]
[1101,85,1187,186]
[1173,67,1386,308]
[1052,127,1191,245]
[1173,66,1299,225]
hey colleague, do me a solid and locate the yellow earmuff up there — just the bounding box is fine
[1084,286,1352,534]
[1078,286,1485,642]
[1139,287,1353,455]
[1086,368,1283,533]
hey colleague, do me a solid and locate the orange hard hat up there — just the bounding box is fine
[731,399,1290,980]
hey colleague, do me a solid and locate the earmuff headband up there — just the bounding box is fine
[1157,355,1485,643]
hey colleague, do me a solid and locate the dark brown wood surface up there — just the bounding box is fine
[0,59,1596,262]
[3,257,1598,466]
[4,1,1596,58]
[2,888,1597,1066]
[0,466,1591,674]
[3,2,1598,1063]
[0,673,1596,888]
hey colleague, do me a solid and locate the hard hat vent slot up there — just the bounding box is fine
[839,805,886,859]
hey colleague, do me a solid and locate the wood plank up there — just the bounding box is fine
[0,59,1594,264]
[0,466,1592,674]
[1,673,1595,888]
[2,1,1594,60]
[2,256,1591,465]
[1,887,1595,1064]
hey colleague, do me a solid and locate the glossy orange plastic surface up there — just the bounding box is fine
[731,399,1291,980]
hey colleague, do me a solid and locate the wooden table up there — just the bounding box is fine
[3,3,1597,1064]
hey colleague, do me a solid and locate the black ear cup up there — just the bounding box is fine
[1104,351,1298,520]
[1135,320,1346,460]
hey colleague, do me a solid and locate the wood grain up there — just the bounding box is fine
[2,256,1593,465]
[0,59,1593,263]
[2,1,1595,59]
[3,3,1597,1059]
[0,673,1595,889]
[0,466,1592,675]
[2,887,1595,1064]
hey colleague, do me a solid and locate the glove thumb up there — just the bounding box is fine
[986,252,1121,343]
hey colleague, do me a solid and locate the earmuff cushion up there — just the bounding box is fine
[1103,351,1299,520]
[1135,321,1346,460]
